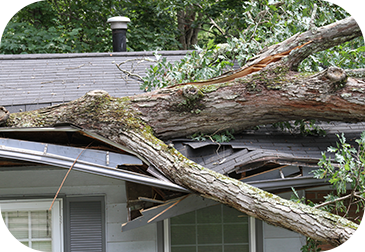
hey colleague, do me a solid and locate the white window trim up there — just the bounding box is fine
[164,215,256,252]
[0,199,64,252]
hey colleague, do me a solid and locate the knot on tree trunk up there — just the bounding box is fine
[326,66,347,86]
[0,106,9,125]
[182,85,200,99]
[85,90,110,98]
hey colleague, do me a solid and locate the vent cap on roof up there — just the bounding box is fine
[107,16,131,52]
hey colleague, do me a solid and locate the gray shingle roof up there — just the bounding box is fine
[0,50,190,113]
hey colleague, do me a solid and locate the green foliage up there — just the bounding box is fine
[300,237,322,252]
[140,0,364,91]
[190,130,235,143]
[2,21,84,54]
[141,47,234,91]
[310,132,365,225]
[291,132,365,251]
[1,0,113,53]
[272,120,326,136]
[314,132,365,208]
[301,38,365,71]
[2,0,363,66]
[1,0,267,54]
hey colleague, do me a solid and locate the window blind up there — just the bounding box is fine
[69,201,104,252]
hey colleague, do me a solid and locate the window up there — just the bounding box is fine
[1,199,63,252]
[169,204,250,252]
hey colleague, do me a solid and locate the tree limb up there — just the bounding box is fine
[114,58,157,82]
[309,3,318,34]
[4,89,359,246]
[314,193,360,209]
[0,107,9,125]
[346,68,365,78]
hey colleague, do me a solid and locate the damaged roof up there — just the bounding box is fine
[2,51,364,186]
[1,50,364,189]
[172,122,365,180]
[2,51,365,230]
[0,125,188,192]
[121,123,365,231]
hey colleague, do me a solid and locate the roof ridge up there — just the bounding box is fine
[0,50,193,60]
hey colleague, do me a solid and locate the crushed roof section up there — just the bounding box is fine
[0,125,189,192]
[0,51,190,113]
[173,122,365,175]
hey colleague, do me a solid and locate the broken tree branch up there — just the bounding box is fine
[114,57,157,82]
[49,141,94,210]
[0,107,9,125]
[309,3,318,34]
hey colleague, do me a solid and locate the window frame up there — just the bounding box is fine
[164,205,256,252]
[0,198,64,252]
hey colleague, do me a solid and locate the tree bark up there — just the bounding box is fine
[177,5,201,50]
[131,64,365,139]
[2,17,364,246]
[130,17,364,139]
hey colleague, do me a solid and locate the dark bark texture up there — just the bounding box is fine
[177,5,201,50]
[2,17,364,246]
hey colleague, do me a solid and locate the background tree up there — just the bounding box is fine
[1,0,364,57]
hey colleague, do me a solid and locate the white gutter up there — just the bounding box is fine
[0,138,189,193]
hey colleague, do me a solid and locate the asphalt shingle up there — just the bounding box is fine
[0,50,191,112]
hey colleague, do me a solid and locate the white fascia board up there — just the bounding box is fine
[0,138,189,193]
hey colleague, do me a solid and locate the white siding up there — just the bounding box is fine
[263,222,306,252]
[0,167,158,252]
[261,191,306,252]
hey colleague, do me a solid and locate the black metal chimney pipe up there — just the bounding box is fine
[107,16,130,52]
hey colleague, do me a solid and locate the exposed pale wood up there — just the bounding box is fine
[122,194,217,231]
[240,165,289,181]
[147,195,189,223]
[138,197,166,204]
[169,41,313,87]
[169,17,361,88]
[0,107,9,125]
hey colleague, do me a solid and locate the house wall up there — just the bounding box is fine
[0,166,158,252]
[262,222,306,252]
[261,191,306,252]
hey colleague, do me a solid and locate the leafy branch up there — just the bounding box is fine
[113,57,157,84]
[313,132,365,219]
[272,120,326,136]
[190,129,235,143]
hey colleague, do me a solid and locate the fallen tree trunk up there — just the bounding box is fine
[131,64,365,139]
[2,16,364,246]
[130,16,364,139]
[3,89,359,246]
